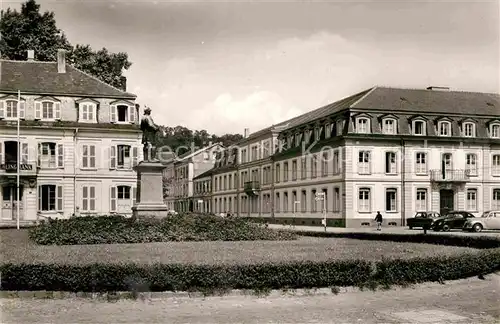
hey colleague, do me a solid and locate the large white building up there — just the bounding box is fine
[209,86,500,227]
[0,50,142,226]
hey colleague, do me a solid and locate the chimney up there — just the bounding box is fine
[27,50,35,61]
[119,76,127,91]
[57,49,66,73]
[244,128,250,138]
[426,86,450,91]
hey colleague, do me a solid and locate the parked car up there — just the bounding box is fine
[432,211,475,232]
[463,211,500,232]
[407,211,441,229]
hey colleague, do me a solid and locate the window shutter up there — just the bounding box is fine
[57,144,64,168]
[90,145,96,168]
[82,144,88,169]
[19,101,26,119]
[22,143,28,164]
[110,146,116,169]
[132,147,138,167]
[82,186,88,211]
[0,141,3,164]
[56,185,63,212]
[35,102,41,119]
[37,143,41,167]
[55,102,61,120]
[0,101,4,118]
[129,105,135,123]
[89,186,96,211]
[110,186,117,212]
[132,186,137,206]
[110,105,117,123]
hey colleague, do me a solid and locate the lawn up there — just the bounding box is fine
[1,228,480,266]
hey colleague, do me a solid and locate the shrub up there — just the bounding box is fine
[1,248,499,292]
[28,214,297,245]
[294,231,500,249]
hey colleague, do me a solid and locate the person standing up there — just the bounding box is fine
[375,211,383,231]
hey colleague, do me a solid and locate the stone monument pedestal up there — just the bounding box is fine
[132,161,169,219]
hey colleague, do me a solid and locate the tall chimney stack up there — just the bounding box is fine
[57,49,66,73]
[27,50,35,61]
[244,128,250,138]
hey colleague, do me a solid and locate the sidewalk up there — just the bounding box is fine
[268,224,500,237]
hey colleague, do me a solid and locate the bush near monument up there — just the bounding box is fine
[28,214,297,245]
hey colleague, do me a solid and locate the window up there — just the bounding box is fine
[263,141,271,158]
[295,133,302,146]
[301,190,307,212]
[358,150,371,174]
[493,189,500,209]
[311,189,317,212]
[412,120,426,136]
[466,189,478,211]
[38,142,63,169]
[82,185,96,212]
[336,120,344,136]
[490,124,500,138]
[358,188,371,212]
[301,157,307,179]
[333,187,340,212]
[275,163,280,183]
[311,155,317,178]
[385,152,397,174]
[463,122,475,137]
[443,153,453,171]
[332,151,340,174]
[3,100,25,119]
[356,118,369,133]
[438,121,451,136]
[466,154,477,176]
[118,105,128,122]
[110,185,136,213]
[38,184,63,212]
[382,118,396,134]
[325,123,332,139]
[228,174,232,189]
[35,100,60,120]
[251,146,258,161]
[283,162,289,181]
[110,145,138,169]
[80,103,97,122]
[81,144,96,169]
[416,189,427,211]
[492,155,500,176]
[415,152,427,174]
[275,192,280,213]
[322,188,328,212]
[283,192,288,213]
[291,159,297,180]
[322,152,329,176]
[385,188,397,212]
[241,149,247,163]
[110,103,136,123]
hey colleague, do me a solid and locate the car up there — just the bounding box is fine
[407,211,441,229]
[432,211,475,232]
[463,211,500,232]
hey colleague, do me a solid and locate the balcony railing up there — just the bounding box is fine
[430,169,470,182]
[244,181,261,196]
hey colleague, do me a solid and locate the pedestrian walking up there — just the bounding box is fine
[375,211,383,231]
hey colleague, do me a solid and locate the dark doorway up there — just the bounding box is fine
[440,189,454,215]
[4,141,18,164]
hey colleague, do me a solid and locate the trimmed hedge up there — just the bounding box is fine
[28,214,297,245]
[1,248,499,292]
[294,231,500,249]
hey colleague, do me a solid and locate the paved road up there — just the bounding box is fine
[2,275,499,323]
[269,224,500,237]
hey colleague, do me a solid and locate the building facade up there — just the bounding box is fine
[0,50,142,225]
[166,143,223,213]
[210,86,500,227]
[192,169,213,213]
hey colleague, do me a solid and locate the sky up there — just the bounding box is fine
[3,0,499,135]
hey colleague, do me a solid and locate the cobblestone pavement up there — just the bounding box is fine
[268,224,500,237]
[2,274,499,323]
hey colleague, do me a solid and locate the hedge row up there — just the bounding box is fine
[2,248,499,292]
[294,231,500,249]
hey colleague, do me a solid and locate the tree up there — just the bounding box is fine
[0,0,131,89]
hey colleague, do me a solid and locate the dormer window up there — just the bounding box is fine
[438,121,451,136]
[336,119,344,136]
[0,98,26,120]
[110,100,136,124]
[325,123,333,139]
[412,120,426,136]
[356,117,370,134]
[35,98,61,121]
[382,118,397,135]
[79,102,97,123]
[491,123,500,138]
[462,122,475,137]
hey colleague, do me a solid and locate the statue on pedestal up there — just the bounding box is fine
[140,106,159,161]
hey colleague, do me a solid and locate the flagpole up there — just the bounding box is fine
[17,90,20,230]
